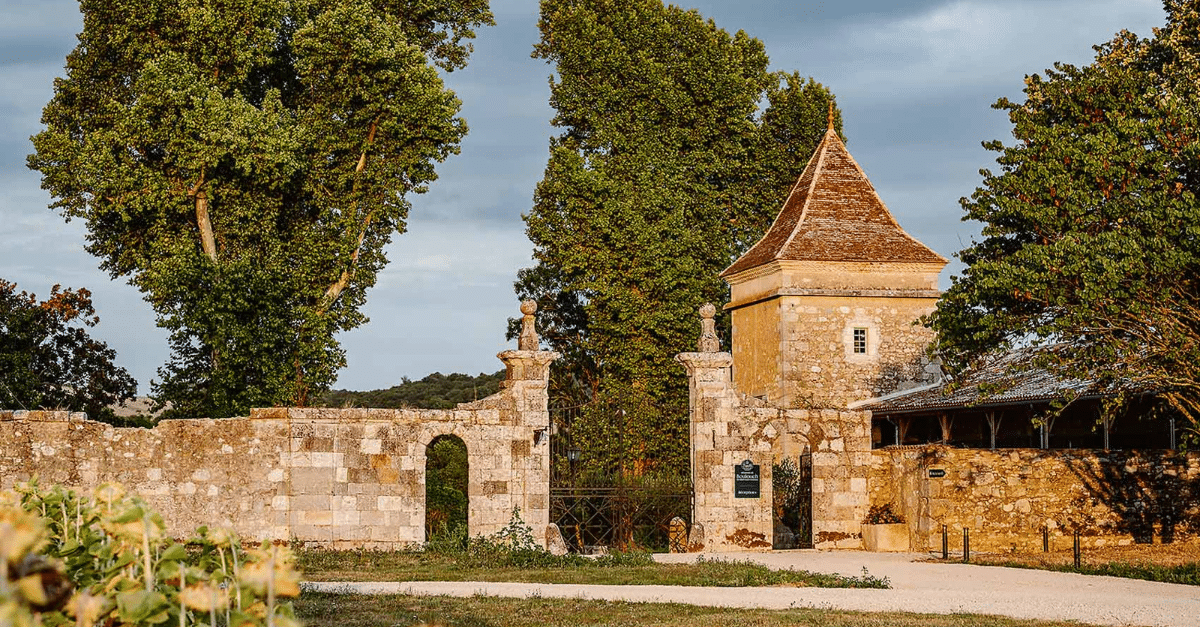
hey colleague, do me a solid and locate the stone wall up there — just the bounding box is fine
[679,346,871,551]
[0,349,557,549]
[726,260,942,409]
[773,294,940,409]
[870,446,1200,552]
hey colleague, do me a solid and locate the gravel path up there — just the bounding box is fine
[304,550,1200,627]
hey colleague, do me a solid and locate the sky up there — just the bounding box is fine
[0,0,1169,394]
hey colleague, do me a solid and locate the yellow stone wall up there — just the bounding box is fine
[729,299,781,402]
[777,294,939,408]
[725,260,943,410]
[870,446,1200,552]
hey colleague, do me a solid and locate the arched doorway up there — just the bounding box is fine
[426,434,468,542]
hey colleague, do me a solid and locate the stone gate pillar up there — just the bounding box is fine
[677,304,776,551]
[495,300,558,547]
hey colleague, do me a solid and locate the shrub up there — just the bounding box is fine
[1,480,302,626]
[863,503,905,525]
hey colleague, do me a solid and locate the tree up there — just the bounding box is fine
[321,370,505,408]
[0,279,137,421]
[517,0,840,471]
[425,434,469,537]
[29,0,494,418]
[928,1,1200,431]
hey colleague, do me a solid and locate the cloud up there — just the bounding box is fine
[830,0,1164,100]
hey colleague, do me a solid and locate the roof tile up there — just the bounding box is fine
[723,130,946,277]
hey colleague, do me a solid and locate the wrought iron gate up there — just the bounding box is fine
[795,453,813,548]
[773,453,813,549]
[549,401,693,553]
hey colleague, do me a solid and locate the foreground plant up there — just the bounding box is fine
[1,480,302,626]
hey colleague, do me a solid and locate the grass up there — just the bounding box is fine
[297,548,889,588]
[963,557,1200,586]
[294,592,1101,627]
[927,541,1200,585]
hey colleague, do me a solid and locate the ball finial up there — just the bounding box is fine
[697,303,720,352]
[518,299,539,350]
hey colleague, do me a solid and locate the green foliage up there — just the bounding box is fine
[425,436,469,538]
[322,370,505,409]
[518,0,841,472]
[928,2,1200,431]
[2,480,302,626]
[29,0,495,418]
[0,280,136,423]
[772,458,806,533]
[863,503,904,525]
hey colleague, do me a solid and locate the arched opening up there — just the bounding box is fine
[425,434,468,543]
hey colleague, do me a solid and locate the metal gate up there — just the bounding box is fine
[549,400,693,553]
[773,453,812,549]
[795,453,813,548]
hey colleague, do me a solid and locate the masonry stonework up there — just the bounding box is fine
[679,339,872,551]
[0,347,557,549]
[870,445,1200,552]
[721,124,948,411]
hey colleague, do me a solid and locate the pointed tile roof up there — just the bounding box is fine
[722,129,947,277]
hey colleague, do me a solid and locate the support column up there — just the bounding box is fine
[495,300,559,548]
[677,304,775,552]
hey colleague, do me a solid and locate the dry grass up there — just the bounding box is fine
[969,540,1200,568]
[925,539,1200,585]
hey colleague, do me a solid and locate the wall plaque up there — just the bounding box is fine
[734,459,761,498]
[928,468,946,478]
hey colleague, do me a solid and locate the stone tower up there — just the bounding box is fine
[721,122,947,409]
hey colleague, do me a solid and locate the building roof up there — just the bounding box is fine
[722,128,948,277]
[854,350,1098,415]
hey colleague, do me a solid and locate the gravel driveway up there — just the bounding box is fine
[305,550,1200,627]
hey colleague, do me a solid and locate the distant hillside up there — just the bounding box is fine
[321,370,506,409]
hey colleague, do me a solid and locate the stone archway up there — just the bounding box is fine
[425,433,469,542]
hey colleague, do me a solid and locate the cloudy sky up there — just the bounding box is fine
[0,0,1168,393]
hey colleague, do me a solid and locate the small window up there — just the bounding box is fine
[852,328,868,354]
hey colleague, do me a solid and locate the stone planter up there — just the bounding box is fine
[862,523,909,552]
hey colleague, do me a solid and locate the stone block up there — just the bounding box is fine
[546,523,569,555]
[300,510,333,526]
[377,496,405,511]
[360,511,387,526]
[333,509,360,526]
[291,467,334,492]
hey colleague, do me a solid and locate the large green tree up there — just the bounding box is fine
[29,0,493,417]
[0,279,137,421]
[929,1,1200,428]
[518,0,840,471]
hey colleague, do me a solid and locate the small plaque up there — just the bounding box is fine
[734,459,761,498]
[928,468,946,478]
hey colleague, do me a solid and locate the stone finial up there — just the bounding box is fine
[827,100,835,131]
[518,299,539,351]
[697,303,720,352]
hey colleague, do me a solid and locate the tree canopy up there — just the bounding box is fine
[0,279,137,421]
[928,0,1200,429]
[518,0,841,471]
[321,370,505,409]
[29,0,494,418]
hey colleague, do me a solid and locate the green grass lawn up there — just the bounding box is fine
[297,548,888,588]
[294,592,1101,627]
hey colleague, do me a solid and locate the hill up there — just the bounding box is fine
[321,371,506,409]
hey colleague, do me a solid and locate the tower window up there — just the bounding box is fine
[853,328,868,354]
